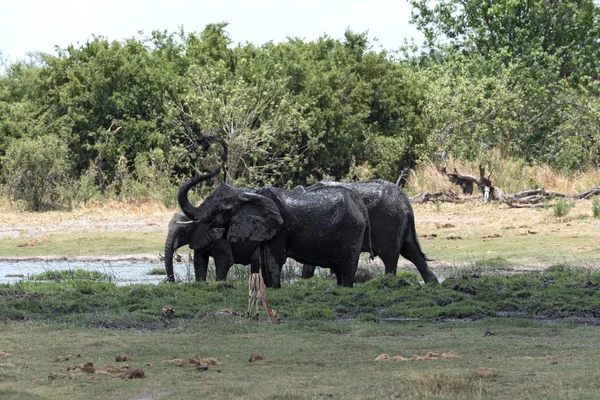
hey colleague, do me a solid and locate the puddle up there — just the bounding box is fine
[0,261,168,286]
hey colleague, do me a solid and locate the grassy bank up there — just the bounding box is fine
[3,267,600,325]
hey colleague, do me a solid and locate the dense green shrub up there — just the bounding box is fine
[1,134,72,211]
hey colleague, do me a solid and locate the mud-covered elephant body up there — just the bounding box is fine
[178,178,372,287]
[301,179,438,284]
[164,211,260,282]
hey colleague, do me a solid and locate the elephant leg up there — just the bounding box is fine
[258,235,286,288]
[211,239,235,281]
[249,250,267,282]
[329,266,342,286]
[251,258,260,274]
[302,264,317,279]
[381,252,400,275]
[193,249,210,281]
[214,257,232,281]
[400,245,438,283]
[259,244,282,289]
[336,264,355,287]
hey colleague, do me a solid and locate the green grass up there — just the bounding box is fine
[146,267,166,276]
[2,267,600,325]
[2,262,600,398]
[420,228,600,267]
[0,231,165,258]
[1,319,600,399]
[31,269,114,282]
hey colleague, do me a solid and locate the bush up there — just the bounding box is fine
[1,135,72,211]
[593,198,600,219]
[553,198,574,218]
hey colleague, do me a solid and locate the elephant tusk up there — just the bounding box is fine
[176,220,199,225]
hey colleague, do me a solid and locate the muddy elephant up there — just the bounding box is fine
[164,211,260,282]
[300,180,438,284]
[178,176,373,287]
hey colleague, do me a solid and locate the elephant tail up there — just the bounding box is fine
[353,194,374,260]
[363,208,374,260]
[406,214,433,262]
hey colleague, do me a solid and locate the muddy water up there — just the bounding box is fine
[0,261,167,285]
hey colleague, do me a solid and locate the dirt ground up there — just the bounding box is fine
[0,201,172,239]
[0,201,173,262]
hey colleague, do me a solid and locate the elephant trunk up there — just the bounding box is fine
[164,234,178,282]
[178,135,228,220]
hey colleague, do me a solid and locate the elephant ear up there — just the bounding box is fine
[189,224,226,249]
[227,193,283,242]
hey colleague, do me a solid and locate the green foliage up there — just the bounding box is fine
[364,271,420,290]
[593,198,600,218]
[554,198,574,218]
[31,269,113,282]
[147,267,166,276]
[1,134,72,211]
[1,14,600,201]
[410,0,600,83]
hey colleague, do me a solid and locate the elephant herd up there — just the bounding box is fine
[164,136,438,288]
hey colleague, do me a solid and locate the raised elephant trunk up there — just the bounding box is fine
[178,135,228,221]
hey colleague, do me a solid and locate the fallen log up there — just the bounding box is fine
[410,190,468,204]
[410,187,600,206]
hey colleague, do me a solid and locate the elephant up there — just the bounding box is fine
[164,134,266,282]
[300,180,438,284]
[164,211,261,282]
[178,176,373,288]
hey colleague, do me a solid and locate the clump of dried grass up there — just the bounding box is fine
[398,371,487,397]
[408,152,600,195]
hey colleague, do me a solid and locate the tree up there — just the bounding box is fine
[174,58,309,187]
[410,0,600,81]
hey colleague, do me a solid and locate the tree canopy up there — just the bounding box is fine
[1,2,599,209]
